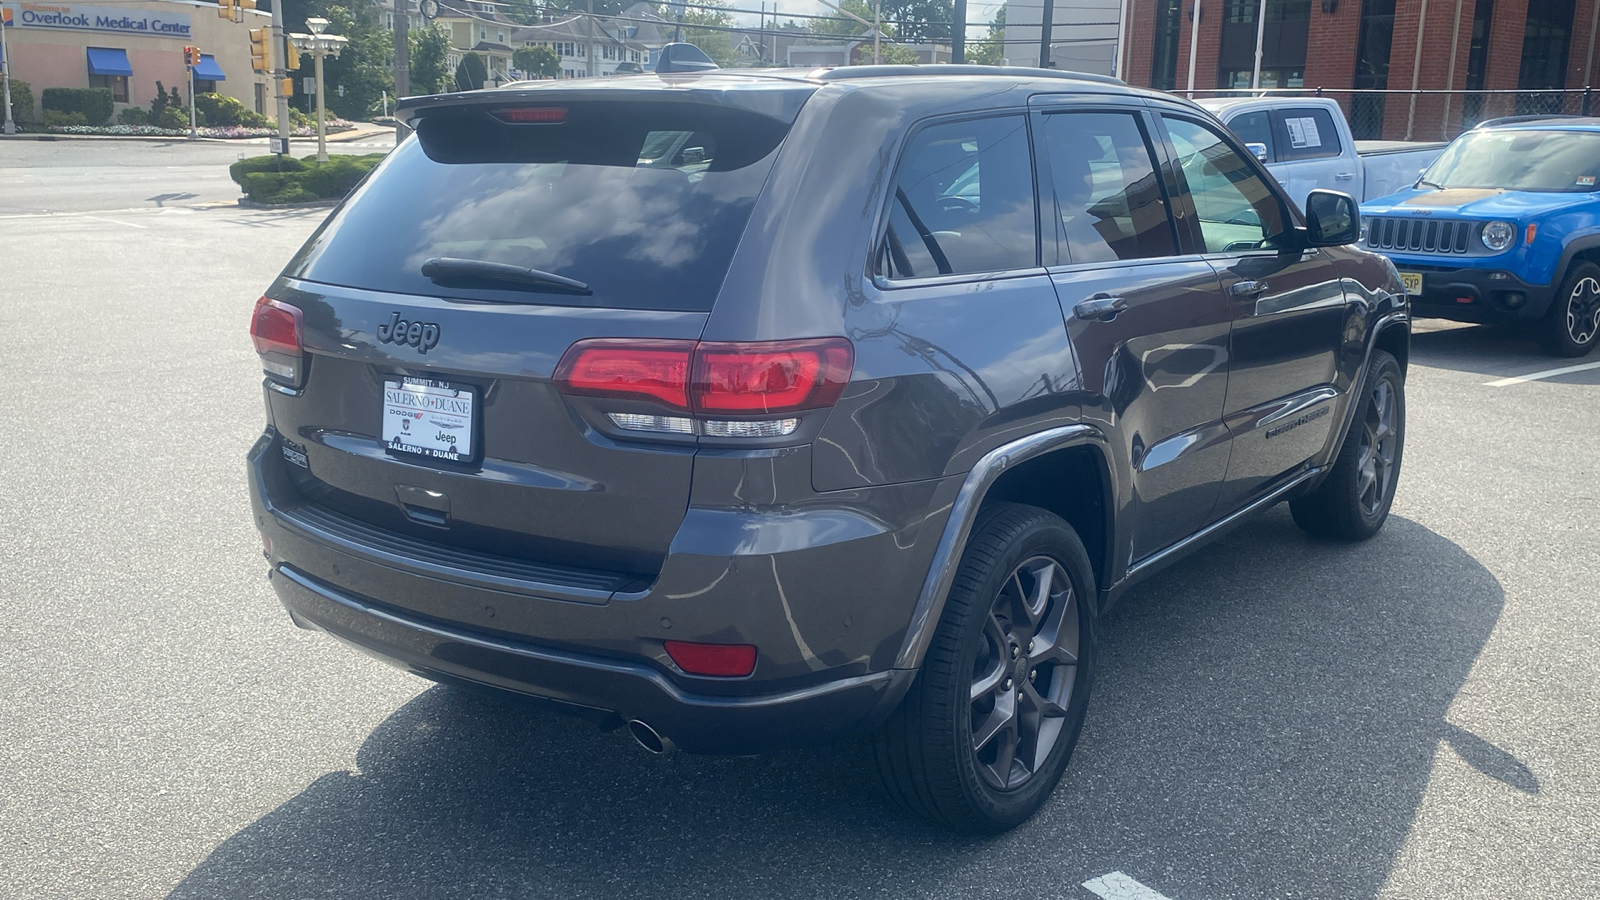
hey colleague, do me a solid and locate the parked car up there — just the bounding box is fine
[1360,116,1600,356]
[247,60,1410,833]
[1199,96,1446,210]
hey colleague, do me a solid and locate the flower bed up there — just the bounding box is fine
[44,120,356,139]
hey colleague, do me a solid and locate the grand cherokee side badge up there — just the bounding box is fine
[376,312,441,354]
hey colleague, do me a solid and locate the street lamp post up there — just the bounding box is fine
[2,11,16,136]
[289,17,346,163]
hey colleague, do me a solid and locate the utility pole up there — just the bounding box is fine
[270,0,291,156]
[874,0,880,64]
[1038,0,1054,68]
[586,0,595,78]
[2,9,16,137]
[186,46,198,139]
[951,0,965,63]
[1184,0,1199,97]
[1249,0,1265,90]
[394,0,410,100]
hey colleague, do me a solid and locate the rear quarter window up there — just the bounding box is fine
[283,101,792,311]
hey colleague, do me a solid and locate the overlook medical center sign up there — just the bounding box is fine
[3,2,192,36]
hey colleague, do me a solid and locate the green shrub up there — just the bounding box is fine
[4,79,35,125]
[42,109,89,128]
[234,154,383,203]
[41,87,114,125]
[157,105,190,131]
[195,92,269,128]
[229,154,308,187]
[116,107,149,126]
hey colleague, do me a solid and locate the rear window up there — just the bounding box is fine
[284,101,792,311]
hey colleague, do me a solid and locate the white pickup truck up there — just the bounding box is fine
[1197,96,1447,209]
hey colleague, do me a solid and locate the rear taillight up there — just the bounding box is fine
[554,337,853,440]
[250,296,304,386]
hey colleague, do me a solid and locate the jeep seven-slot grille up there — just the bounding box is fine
[1366,217,1475,254]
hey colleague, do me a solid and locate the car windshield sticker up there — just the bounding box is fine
[1579,176,1596,186]
[1285,116,1322,149]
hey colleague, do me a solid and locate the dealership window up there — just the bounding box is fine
[1518,0,1574,91]
[1222,0,1310,23]
[1350,0,1396,139]
[1221,68,1304,89]
[1150,0,1182,91]
[1460,0,1493,126]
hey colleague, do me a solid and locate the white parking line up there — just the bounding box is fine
[1484,360,1600,386]
[1082,871,1175,900]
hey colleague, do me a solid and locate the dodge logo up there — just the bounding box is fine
[376,312,440,354]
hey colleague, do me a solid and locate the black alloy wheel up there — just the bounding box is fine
[969,556,1079,791]
[872,503,1097,833]
[1291,349,1406,541]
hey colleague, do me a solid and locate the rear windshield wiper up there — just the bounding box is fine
[421,257,592,295]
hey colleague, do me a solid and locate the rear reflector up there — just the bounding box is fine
[492,106,567,123]
[664,640,757,677]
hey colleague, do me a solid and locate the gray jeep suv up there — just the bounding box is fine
[247,63,1410,832]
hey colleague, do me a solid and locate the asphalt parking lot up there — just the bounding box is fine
[2,189,1597,898]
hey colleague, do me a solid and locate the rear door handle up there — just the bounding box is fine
[1072,295,1128,321]
[1230,280,1270,298]
[1335,172,1356,181]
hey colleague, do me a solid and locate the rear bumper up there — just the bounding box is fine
[270,562,911,754]
[248,431,949,753]
[1393,264,1554,323]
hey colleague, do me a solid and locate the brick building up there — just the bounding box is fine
[1117,0,1600,140]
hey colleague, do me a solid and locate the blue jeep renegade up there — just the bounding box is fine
[1361,116,1600,356]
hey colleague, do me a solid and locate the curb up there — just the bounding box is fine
[236,196,341,210]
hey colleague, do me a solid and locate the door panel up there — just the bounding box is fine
[1036,106,1233,563]
[1159,114,1347,515]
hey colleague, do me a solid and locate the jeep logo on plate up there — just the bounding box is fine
[376,312,441,354]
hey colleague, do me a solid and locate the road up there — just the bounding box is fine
[0,131,397,214]
[1,143,1597,900]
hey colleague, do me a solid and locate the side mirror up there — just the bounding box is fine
[1305,189,1360,246]
[1245,142,1269,164]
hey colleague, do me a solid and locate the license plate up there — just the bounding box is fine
[382,377,475,462]
[1399,271,1423,295]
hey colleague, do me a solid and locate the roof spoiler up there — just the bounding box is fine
[655,42,718,75]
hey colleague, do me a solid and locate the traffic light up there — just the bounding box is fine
[284,39,301,71]
[217,0,233,18]
[183,46,201,67]
[249,28,271,72]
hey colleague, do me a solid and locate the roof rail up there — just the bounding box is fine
[811,65,1125,86]
[1473,113,1584,129]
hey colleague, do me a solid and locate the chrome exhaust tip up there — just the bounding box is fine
[626,719,674,754]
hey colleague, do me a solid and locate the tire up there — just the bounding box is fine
[1290,349,1405,540]
[872,502,1097,833]
[1539,261,1600,357]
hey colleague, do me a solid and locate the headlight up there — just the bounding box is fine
[1482,221,1516,252]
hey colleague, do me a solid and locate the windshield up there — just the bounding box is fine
[285,101,792,311]
[1421,129,1600,192]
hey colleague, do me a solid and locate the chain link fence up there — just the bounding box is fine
[1182,88,1596,143]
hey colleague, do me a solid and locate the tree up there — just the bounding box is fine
[807,0,875,38]
[513,45,562,79]
[679,1,738,68]
[410,23,454,94]
[455,51,488,91]
[967,6,1005,66]
[874,42,920,64]
[320,3,394,119]
[880,0,954,43]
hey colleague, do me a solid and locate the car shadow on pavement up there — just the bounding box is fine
[167,509,1507,900]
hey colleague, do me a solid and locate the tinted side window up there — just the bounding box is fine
[1038,111,1176,265]
[1275,107,1343,160]
[1163,116,1291,253]
[1228,110,1276,161]
[879,116,1037,279]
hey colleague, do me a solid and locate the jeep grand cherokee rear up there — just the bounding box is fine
[249,67,1407,834]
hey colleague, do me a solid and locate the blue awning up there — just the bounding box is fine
[85,47,132,78]
[194,54,226,81]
